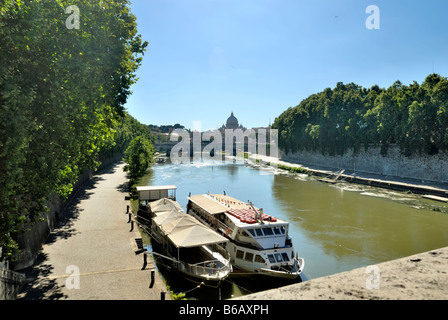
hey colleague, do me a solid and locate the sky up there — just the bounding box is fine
[125,0,448,131]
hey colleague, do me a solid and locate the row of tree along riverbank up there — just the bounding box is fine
[272,74,448,158]
[0,1,153,266]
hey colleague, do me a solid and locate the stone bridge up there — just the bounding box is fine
[154,141,249,157]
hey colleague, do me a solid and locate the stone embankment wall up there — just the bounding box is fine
[281,146,448,183]
[11,153,123,271]
[0,265,25,300]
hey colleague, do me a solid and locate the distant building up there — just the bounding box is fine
[219,112,246,132]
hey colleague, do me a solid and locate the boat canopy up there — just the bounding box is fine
[148,198,183,215]
[169,224,228,248]
[153,209,184,225]
[153,210,228,248]
[161,215,198,234]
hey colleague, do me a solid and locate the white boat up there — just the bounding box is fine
[149,205,232,288]
[186,193,305,279]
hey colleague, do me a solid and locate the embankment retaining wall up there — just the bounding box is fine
[281,146,448,183]
[0,267,25,300]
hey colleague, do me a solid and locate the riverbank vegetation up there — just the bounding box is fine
[273,74,448,157]
[0,1,151,261]
[123,136,155,182]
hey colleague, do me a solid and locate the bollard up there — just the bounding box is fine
[126,205,130,214]
[142,253,148,270]
[149,270,155,288]
[130,220,134,232]
[161,291,165,300]
[127,213,131,223]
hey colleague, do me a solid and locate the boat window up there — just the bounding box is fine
[267,254,276,263]
[236,250,244,259]
[262,228,273,236]
[247,229,256,237]
[244,252,254,262]
[254,255,265,263]
[280,226,286,234]
[255,229,263,237]
[274,253,283,262]
[273,227,281,235]
[281,253,289,262]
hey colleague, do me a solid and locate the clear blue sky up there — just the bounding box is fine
[125,0,448,130]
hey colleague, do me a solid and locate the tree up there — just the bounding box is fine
[0,0,148,261]
[123,137,155,180]
[272,74,448,158]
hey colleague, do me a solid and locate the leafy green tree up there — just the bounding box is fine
[123,136,155,180]
[0,0,148,261]
[273,74,448,159]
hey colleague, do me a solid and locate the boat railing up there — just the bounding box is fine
[189,207,234,237]
[182,259,232,278]
[214,218,234,237]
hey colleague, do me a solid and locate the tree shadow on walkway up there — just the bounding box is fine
[17,252,67,300]
[18,163,125,300]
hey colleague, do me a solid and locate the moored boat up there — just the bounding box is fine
[148,203,232,288]
[134,186,232,288]
[186,193,304,279]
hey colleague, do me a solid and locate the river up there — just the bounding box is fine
[133,159,448,299]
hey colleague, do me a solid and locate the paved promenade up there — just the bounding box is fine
[19,162,168,300]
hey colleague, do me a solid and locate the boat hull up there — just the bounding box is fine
[230,255,304,279]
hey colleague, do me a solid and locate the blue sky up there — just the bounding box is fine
[125,0,448,130]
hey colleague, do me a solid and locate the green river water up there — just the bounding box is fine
[133,159,448,299]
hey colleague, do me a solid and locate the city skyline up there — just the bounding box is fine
[125,0,448,130]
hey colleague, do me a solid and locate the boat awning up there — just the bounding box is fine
[148,198,183,214]
[153,210,184,225]
[160,214,198,234]
[169,225,228,248]
[153,210,228,248]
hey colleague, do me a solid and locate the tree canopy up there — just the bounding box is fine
[273,74,448,157]
[123,136,155,181]
[0,0,150,261]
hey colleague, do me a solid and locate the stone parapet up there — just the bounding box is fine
[233,247,448,300]
[0,268,25,300]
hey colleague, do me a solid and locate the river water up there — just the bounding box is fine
[133,159,448,299]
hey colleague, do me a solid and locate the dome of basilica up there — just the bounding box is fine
[225,112,239,130]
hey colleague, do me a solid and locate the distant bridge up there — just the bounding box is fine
[154,141,249,157]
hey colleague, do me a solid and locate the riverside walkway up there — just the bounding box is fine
[18,162,168,300]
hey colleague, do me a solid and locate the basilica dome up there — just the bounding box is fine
[225,112,239,130]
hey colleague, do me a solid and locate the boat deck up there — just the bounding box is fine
[188,194,286,227]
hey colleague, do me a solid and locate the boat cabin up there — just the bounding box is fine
[136,185,177,206]
[187,194,291,250]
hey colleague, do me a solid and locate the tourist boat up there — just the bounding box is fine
[148,204,232,288]
[186,193,305,279]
